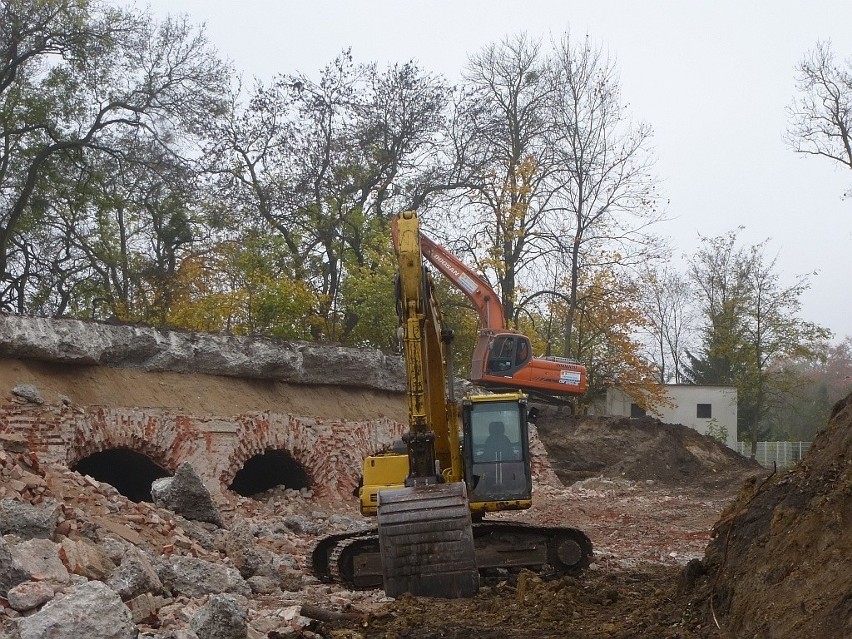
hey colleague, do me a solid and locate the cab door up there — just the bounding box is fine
[485,333,532,377]
[462,398,532,505]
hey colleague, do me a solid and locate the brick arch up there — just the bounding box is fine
[218,414,319,495]
[66,408,200,473]
[220,413,406,500]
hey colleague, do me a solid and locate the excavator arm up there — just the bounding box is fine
[377,211,479,598]
[392,211,463,483]
[417,232,506,331]
[393,212,588,399]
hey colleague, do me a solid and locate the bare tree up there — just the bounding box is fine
[787,41,852,195]
[549,33,663,358]
[446,33,559,326]
[638,265,695,383]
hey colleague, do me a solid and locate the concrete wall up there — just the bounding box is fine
[606,385,738,449]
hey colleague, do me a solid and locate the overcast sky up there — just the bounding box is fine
[143,0,852,341]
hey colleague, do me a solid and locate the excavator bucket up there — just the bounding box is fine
[377,482,480,598]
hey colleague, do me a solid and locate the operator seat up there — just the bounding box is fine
[483,420,514,462]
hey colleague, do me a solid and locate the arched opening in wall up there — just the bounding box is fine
[229,449,310,498]
[72,448,171,503]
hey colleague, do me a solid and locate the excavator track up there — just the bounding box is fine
[310,528,378,586]
[472,520,593,576]
[310,519,593,591]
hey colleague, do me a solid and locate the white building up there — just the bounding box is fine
[603,385,738,449]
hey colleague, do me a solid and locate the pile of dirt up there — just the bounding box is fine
[695,392,852,638]
[533,406,763,491]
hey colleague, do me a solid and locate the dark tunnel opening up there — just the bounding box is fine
[72,448,171,503]
[229,449,310,498]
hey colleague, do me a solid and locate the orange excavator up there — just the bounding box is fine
[404,216,588,400]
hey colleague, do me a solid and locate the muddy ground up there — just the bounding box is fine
[316,409,769,639]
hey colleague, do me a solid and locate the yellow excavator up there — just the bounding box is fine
[310,211,592,597]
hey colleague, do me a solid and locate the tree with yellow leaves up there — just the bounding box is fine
[166,238,315,338]
[546,266,671,414]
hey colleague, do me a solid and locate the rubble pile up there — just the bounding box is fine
[0,434,383,639]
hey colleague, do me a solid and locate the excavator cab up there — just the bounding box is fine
[462,393,533,514]
[471,332,531,381]
[471,330,588,397]
[483,333,532,376]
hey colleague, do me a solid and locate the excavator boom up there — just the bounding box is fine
[418,233,505,331]
[393,214,588,399]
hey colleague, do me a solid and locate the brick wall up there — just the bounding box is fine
[0,400,407,500]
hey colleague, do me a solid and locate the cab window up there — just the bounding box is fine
[487,335,522,374]
[515,339,530,366]
[465,401,530,502]
[472,416,521,462]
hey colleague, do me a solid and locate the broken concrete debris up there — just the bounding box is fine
[189,594,248,639]
[158,555,250,599]
[0,433,375,638]
[58,535,116,580]
[151,463,223,527]
[108,546,164,601]
[9,538,70,585]
[0,499,58,540]
[16,580,137,639]
[0,537,29,597]
[6,580,53,612]
[9,386,42,406]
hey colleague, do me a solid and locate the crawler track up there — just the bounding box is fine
[310,520,593,591]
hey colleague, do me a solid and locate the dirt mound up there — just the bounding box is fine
[533,406,763,491]
[695,392,852,638]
